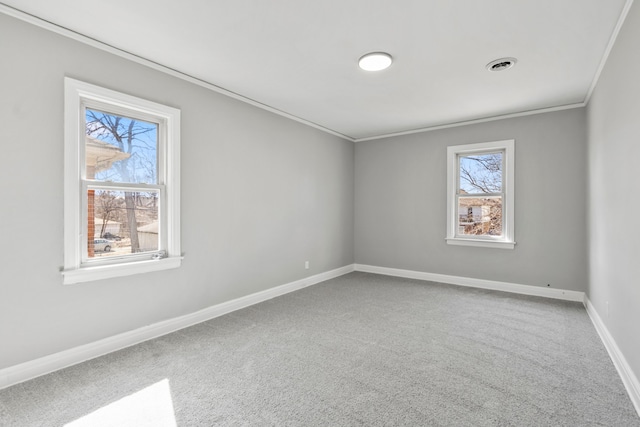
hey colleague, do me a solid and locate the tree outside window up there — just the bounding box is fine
[446,140,515,249]
[85,109,159,258]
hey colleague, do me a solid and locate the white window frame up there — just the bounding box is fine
[63,78,181,284]
[446,139,515,249]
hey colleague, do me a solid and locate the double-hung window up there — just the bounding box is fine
[446,139,515,249]
[63,78,181,284]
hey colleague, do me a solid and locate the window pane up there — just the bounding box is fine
[85,108,158,184]
[88,190,159,258]
[459,152,502,194]
[458,196,502,236]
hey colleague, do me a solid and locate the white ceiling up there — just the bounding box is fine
[2,0,631,140]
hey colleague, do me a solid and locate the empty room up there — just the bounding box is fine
[1,0,639,425]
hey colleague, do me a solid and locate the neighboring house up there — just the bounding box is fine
[458,198,502,235]
[137,221,158,252]
[459,205,490,224]
[86,136,130,256]
[85,136,129,177]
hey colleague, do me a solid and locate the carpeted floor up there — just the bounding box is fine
[1,272,639,426]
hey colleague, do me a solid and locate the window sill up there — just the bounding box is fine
[446,238,515,249]
[62,256,182,285]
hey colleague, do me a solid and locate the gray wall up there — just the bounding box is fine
[0,14,354,369]
[587,1,640,383]
[355,108,588,291]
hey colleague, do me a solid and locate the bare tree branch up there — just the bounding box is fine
[86,109,158,253]
[459,154,502,194]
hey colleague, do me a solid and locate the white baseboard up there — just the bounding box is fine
[0,264,355,390]
[584,297,640,417]
[7,261,636,421]
[354,264,585,302]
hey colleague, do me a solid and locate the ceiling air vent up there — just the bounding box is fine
[486,57,517,72]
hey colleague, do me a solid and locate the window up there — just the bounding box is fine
[446,140,514,249]
[63,78,181,284]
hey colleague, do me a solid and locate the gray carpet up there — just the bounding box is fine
[1,272,638,426]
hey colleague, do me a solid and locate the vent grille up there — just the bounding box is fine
[487,57,517,72]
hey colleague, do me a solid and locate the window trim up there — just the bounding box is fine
[63,78,181,284]
[446,139,515,249]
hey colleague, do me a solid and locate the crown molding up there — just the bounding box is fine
[354,103,586,142]
[0,3,355,142]
[2,0,634,143]
[583,0,635,105]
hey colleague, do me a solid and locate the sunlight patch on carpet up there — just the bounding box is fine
[65,379,176,427]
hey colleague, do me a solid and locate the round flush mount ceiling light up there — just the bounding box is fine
[486,57,517,72]
[359,52,393,71]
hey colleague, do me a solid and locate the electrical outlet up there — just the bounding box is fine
[305,261,309,270]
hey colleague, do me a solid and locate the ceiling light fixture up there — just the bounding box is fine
[359,52,393,71]
[486,57,517,72]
